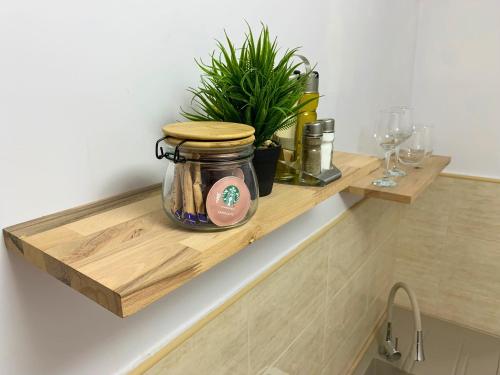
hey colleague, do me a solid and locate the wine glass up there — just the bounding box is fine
[421,124,434,159]
[398,125,427,167]
[373,111,399,187]
[389,106,414,176]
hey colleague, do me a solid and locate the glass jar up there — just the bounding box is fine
[156,122,258,231]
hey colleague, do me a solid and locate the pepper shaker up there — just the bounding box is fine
[301,121,323,178]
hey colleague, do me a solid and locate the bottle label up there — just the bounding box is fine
[206,176,251,226]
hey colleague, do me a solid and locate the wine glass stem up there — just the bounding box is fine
[384,150,392,177]
[394,146,400,168]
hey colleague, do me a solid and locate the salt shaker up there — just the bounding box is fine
[320,118,335,171]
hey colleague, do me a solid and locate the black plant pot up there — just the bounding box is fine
[252,144,281,197]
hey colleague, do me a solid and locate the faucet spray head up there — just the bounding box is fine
[415,330,425,362]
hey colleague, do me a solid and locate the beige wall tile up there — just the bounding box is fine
[145,299,248,375]
[448,178,500,242]
[144,197,403,375]
[393,177,450,311]
[139,176,500,375]
[395,176,453,306]
[438,234,500,334]
[442,234,500,301]
[324,199,398,363]
[370,200,401,249]
[322,290,386,375]
[324,235,393,363]
[393,227,446,312]
[326,199,399,302]
[324,268,368,362]
[325,210,370,295]
[247,236,328,374]
[394,177,500,337]
[399,176,455,229]
[367,234,396,308]
[271,306,326,375]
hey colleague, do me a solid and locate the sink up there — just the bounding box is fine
[362,359,413,375]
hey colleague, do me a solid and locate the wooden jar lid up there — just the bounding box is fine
[162,122,255,141]
[165,135,255,149]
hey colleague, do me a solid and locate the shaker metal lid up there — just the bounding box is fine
[320,118,335,133]
[304,121,323,137]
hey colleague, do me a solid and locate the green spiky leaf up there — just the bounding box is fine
[181,23,313,148]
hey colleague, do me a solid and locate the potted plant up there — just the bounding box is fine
[182,23,310,196]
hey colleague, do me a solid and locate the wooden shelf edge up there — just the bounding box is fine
[3,151,381,317]
[347,155,451,204]
[3,228,125,316]
[4,184,161,238]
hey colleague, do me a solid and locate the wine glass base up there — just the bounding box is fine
[388,168,407,177]
[372,178,397,187]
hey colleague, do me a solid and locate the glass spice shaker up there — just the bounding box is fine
[320,118,335,171]
[301,121,323,180]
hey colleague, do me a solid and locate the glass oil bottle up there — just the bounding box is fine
[294,56,319,168]
[274,70,301,182]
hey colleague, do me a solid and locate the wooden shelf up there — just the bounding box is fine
[3,151,380,317]
[348,155,451,203]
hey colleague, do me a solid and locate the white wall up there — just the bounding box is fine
[411,0,500,178]
[0,1,418,374]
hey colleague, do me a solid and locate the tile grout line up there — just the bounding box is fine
[128,202,361,375]
[324,205,399,373]
[265,298,324,374]
[332,288,390,375]
[133,198,403,374]
[257,211,368,374]
[495,349,500,375]
[439,176,454,314]
[328,215,397,308]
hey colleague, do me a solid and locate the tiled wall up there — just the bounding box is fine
[144,199,401,375]
[141,176,500,375]
[394,176,500,336]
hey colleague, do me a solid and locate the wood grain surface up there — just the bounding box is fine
[162,122,255,140]
[3,152,380,317]
[165,135,255,149]
[348,155,451,203]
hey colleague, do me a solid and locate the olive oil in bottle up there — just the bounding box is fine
[294,56,319,168]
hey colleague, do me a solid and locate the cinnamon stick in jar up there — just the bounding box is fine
[192,162,207,223]
[171,164,183,220]
[182,163,196,225]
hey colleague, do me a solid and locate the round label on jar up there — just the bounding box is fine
[206,176,251,227]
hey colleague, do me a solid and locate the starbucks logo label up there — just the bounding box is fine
[222,185,240,207]
[206,176,251,227]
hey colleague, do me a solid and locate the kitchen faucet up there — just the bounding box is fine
[382,282,425,363]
